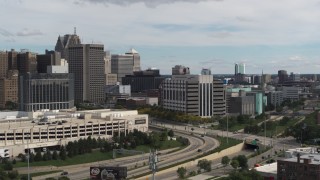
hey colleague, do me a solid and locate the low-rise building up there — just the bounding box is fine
[278,154,320,180]
[0,109,148,156]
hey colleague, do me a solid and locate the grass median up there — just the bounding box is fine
[14,140,184,168]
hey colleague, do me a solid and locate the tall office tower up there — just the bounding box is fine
[19,73,74,111]
[278,70,288,84]
[235,63,239,75]
[239,63,245,74]
[17,50,37,74]
[8,49,18,70]
[290,72,300,82]
[172,65,190,75]
[111,49,141,83]
[55,28,81,60]
[37,50,61,73]
[0,70,19,109]
[104,51,117,85]
[0,51,8,78]
[262,74,271,84]
[314,74,318,82]
[212,78,227,116]
[68,44,106,103]
[161,74,226,118]
[235,63,245,74]
[125,48,140,72]
[201,68,211,75]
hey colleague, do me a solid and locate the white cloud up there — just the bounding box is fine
[16,29,43,36]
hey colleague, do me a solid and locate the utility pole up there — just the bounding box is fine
[149,149,158,180]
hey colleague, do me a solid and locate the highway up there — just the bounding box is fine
[30,126,218,180]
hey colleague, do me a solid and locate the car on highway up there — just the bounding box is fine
[61,171,68,176]
[197,149,202,152]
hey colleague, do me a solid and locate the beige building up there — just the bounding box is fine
[161,74,226,118]
[111,48,141,83]
[0,70,18,109]
[0,51,8,78]
[0,109,148,156]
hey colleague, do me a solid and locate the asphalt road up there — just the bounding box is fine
[29,127,217,180]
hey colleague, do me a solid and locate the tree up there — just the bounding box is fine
[3,161,13,170]
[197,159,212,172]
[52,150,58,160]
[12,159,16,164]
[29,152,35,163]
[177,167,187,179]
[234,155,248,170]
[20,175,32,180]
[230,159,239,170]
[7,170,19,180]
[0,169,8,180]
[34,151,42,161]
[221,156,230,167]
[168,129,174,137]
[60,146,67,160]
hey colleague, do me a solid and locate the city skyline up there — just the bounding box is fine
[1,0,320,74]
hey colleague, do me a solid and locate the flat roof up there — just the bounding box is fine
[281,154,320,165]
[255,162,277,174]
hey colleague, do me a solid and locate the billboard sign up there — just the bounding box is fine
[90,166,127,180]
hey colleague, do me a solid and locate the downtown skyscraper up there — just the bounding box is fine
[68,44,106,103]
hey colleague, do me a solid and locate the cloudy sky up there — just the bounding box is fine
[1,0,320,74]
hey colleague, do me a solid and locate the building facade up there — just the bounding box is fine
[122,68,166,93]
[267,91,283,106]
[161,74,226,117]
[172,65,190,75]
[105,84,131,108]
[0,109,148,156]
[17,51,38,74]
[0,70,19,109]
[54,31,81,60]
[68,44,106,103]
[278,154,320,180]
[229,96,255,115]
[278,70,288,84]
[19,73,74,111]
[0,51,8,78]
[111,49,141,83]
[37,50,61,73]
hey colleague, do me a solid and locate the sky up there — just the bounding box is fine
[1,0,320,74]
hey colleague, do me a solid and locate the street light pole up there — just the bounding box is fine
[264,116,266,149]
[227,114,229,144]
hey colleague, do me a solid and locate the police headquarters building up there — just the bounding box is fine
[0,109,148,157]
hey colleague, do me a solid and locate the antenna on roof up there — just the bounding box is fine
[74,27,76,35]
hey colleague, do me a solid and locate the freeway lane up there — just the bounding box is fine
[32,128,214,180]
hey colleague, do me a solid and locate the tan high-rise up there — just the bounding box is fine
[68,44,106,103]
[0,51,8,78]
[0,70,18,109]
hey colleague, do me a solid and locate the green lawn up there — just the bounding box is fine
[257,117,302,137]
[210,136,243,153]
[14,151,114,167]
[14,140,183,168]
